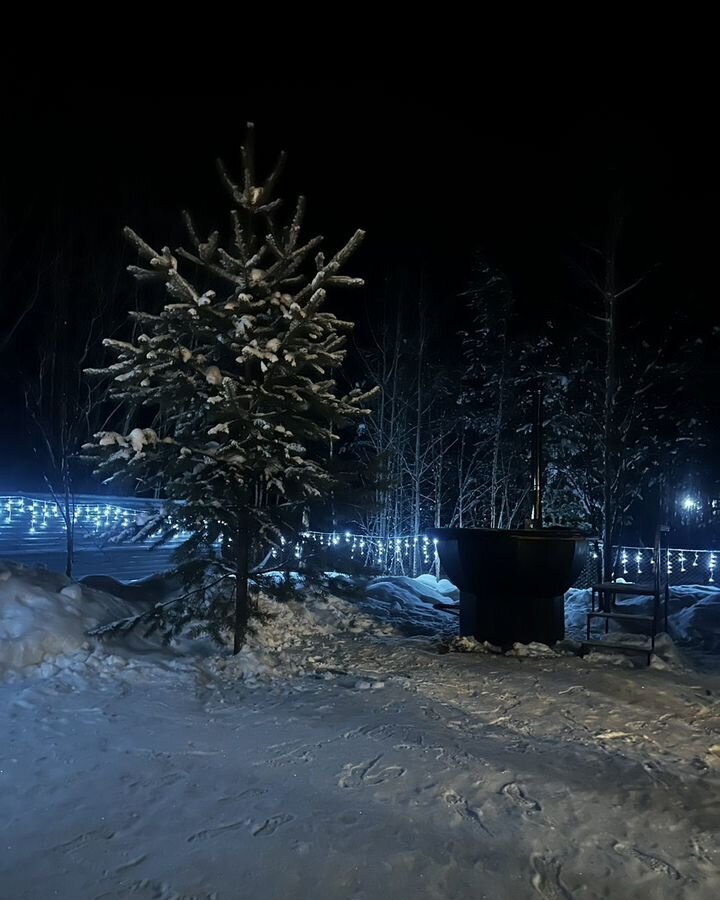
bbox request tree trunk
[413,291,425,576]
[233,507,250,655]
[388,303,402,545]
[490,314,507,528]
[434,434,443,528]
[602,272,617,582]
[328,419,336,536]
[64,478,74,579]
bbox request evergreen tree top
[84,123,377,547]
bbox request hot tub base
[459,590,564,648]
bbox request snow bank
[0,561,131,675]
[4,554,717,687]
[1,563,458,686]
[668,585,720,649]
[363,575,459,636]
[0,560,178,682]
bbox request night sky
[1,80,716,489]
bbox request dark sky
[1,79,716,488]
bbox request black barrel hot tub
[428,527,588,647]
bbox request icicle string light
[3,495,720,583]
[0,494,190,548]
[297,530,440,575]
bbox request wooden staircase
[582,527,670,665]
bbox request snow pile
[211,583,396,683]
[0,560,147,679]
[668,586,720,649]
[447,635,569,659]
[4,554,716,688]
[448,635,500,654]
[0,560,197,685]
[363,575,459,636]
[210,574,460,684]
[649,633,691,670]
[1,563,457,687]
[414,573,460,600]
[564,588,592,638]
[507,640,561,659]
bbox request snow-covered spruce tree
[84,124,375,652]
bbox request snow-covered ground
[2,560,720,898]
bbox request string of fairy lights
[2,494,719,582]
[617,547,717,581]
[3,495,136,531]
[291,530,441,572]
[0,495,189,547]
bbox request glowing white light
[683,497,699,512]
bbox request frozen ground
[2,563,720,899]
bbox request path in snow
[2,629,720,899]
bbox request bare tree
[561,210,700,576]
[24,242,117,576]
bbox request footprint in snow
[252,813,295,836]
[444,790,493,835]
[531,854,574,900]
[93,879,218,900]
[111,854,147,874]
[55,828,115,855]
[217,786,268,804]
[338,755,406,789]
[500,781,541,813]
[267,744,315,767]
[613,842,681,880]
[187,819,248,842]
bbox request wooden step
[587,611,656,624]
[593,582,662,597]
